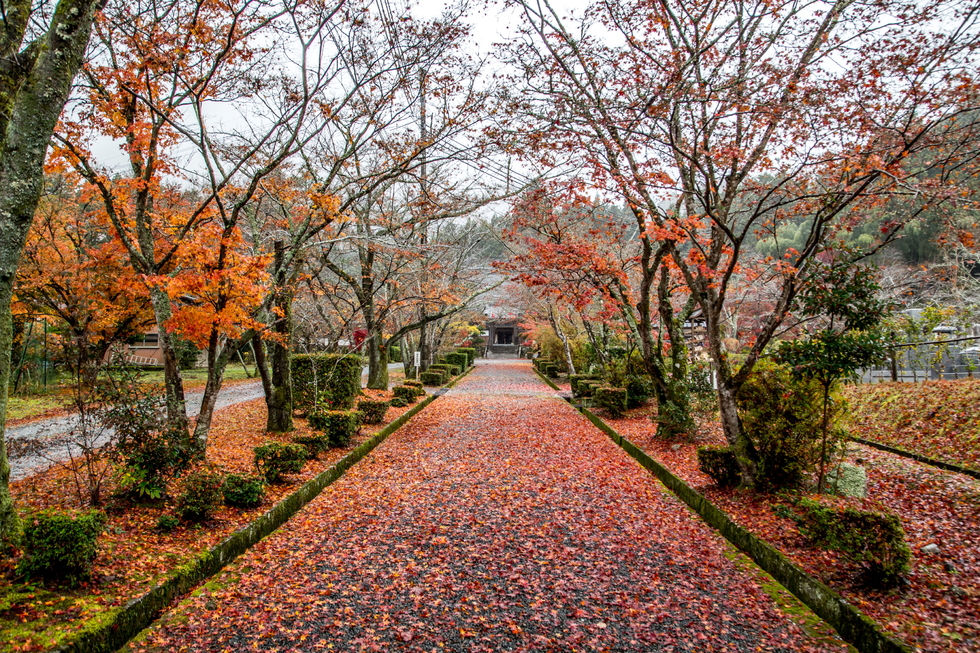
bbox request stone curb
[54,370,471,653]
[851,437,980,481]
[533,368,911,653]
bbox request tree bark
[148,286,189,435]
[0,0,106,547]
[366,336,389,389]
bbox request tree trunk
[419,321,431,372]
[253,336,272,398]
[366,336,389,390]
[402,336,417,380]
[148,286,189,435]
[547,306,576,375]
[0,0,106,547]
[191,334,238,450]
[266,293,295,432]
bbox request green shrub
[569,374,602,397]
[796,498,911,585]
[578,380,600,397]
[594,386,627,418]
[174,467,224,522]
[430,363,460,377]
[17,509,106,586]
[390,345,402,362]
[155,514,179,533]
[737,360,837,491]
[390,396,410,408]
[445,351,468,370]
[458,347,477,367]
[543,363,559,378]
[292,432,330,458]
[254,442,308,483]
[697,446,741,487]
[100,365,192,500]
[357,399,390,424]
[291,353,364,413]
[308,409,363,447]
[420,370,444,386]
[222,474,266,508]
[403,380,426,396]
[625,375,652,409]
[392,385,418,403]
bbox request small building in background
[483,305,525,358]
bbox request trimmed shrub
[291,353,364,413]
[458,347,477,366]
[292,432,330,458]
[17,509,106,586]
[222,474,266,508]
[625,375,652,409]
[541,363,557,378]
[390,396,410,408]
[390,345,402,362]
[578,380,600,397]
[697,446,741,488]
[569,374,601,397]
[357,399,390,424]
[445,351,468,371]
[430,363,460,378]
[308,409,363,447]
[420,370,445,386]
[403,379,426,396]
[254,442,308,483]
[392,385,418,403]
[174,467,224,522]
[737,360,836,492]
[594,386,627,418]
[796,498,911,585]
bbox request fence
[857,336,980,383]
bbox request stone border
[532,368,911,653]
[55,370,471,653]
[851,437,980,481]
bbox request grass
[5,393,72,422]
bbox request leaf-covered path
[130,361,845,652]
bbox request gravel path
[6,380,265,481]
[128,361,845,652]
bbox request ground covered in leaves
[608,385,980,653]
[0,387,416,652]
[127,361,845,653]
[842,379,980,471]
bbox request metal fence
[856,337,980,383]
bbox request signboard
[414,351,421,368]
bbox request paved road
[128,360,844,652]
[7,380,266,481]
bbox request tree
[15,173,153,378]
[0,0,106,547]
[55,0,353,450]
[503,0,980,485]
[776,263,889,492]
[501,183,696,436]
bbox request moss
[721,546,859,652]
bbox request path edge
[533,368,911,653]
[54,370,471,653]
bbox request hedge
[291,354,363,413]
[458,347,477,366]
